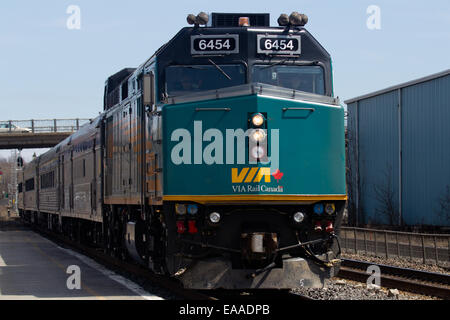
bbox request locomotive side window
[252,65,325,95]
[165,64,246,97]
[121,81,128,100]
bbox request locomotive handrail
[166,83,340,106]
[282,107,315,112]
[195,107,231,111]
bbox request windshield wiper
[262,57,294,69]
[207,58,232,80]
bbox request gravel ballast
[291,279,439,300]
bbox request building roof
[344,69,450,104]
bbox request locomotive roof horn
[187,12,209,26]
[277,12,308,27]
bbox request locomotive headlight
[251,113,265,127]
[251,146,265,159]
[187,204,198,215]
[250,129,266,142]
[175,204,187,215]
[293,211,305,223]
[209,212,221,224]
[325,203,335,215]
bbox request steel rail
[342,258,450,285]
[337,259,450,299]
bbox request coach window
[40,171,55,189]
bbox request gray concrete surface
[0,217,163,300]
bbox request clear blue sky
[1,0,449,159]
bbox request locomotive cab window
[252,65,325,95]
[165,64,246,97]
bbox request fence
[340,227,450,265]
[0,119,91,134]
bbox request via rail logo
[231,168,284,193]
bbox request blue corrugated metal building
[345,70,450,227]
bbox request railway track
[338,258,450,299]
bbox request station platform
[0,210,164,300]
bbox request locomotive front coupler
[246,235,339,278]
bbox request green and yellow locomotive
[19,12,346,289]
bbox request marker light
[250,129,266,143]
[175,204,187,215]
[325,221,334,233]
[188,220,198,234]
[313,203,324,215]
[293,212,305,223]
[325,203,335,215]
[176,221,186,234]
[251,113,264,127]
[209,212,221,224]
[187,204,198,215]
[314,221,322,232]
[239,17,250,27]
[251,146,265,159]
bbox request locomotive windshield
[166,64,246,96]
[252,65,325,95]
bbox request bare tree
[437,185,450,223]
[373,165,400,225]
[345,129,366,226]
[0,158,12,200]
[345,129,357,225]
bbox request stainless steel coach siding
[346,70,450,227]
[18,118,103,222]
[38,149,59,213]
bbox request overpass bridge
[0,119,91,149]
